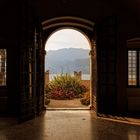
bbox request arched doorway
[44,28,95,109]
[18,15,118,121]
[42,17,96,108]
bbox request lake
[49,74,90,80]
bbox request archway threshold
[45,98,91,110]
[46,108,91,110]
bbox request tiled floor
[0,110,140,140]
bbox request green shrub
[46,74,87,100]
[80,92,90,106]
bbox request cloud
[45,29,90,51]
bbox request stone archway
[41,16,96,110]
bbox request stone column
[89,39,96,109]
[45,70,49,88]
[74,71,82,80]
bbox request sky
[45,29,91,51]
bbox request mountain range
[45,48,90,74]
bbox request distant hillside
[45,48,90,74]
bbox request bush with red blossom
[46,74,87,100]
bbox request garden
[45,74,90,106]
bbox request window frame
[0,49,7,87]
[127,49,140,87]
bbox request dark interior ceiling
[0,0,139,40]
[35,0,140,22]
[0,0,139,23]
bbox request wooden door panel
[18,0,36,122]
[96,16,117,115]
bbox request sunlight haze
[45,29,90,51]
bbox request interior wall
[126,38,140,112]
[0,1,19,116]
[0,45,19,116]
[117,10,140,113]
[35,0,120,22]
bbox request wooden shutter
[96,16,117,115]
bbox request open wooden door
[96,16,117,115]
[35,21,45,115]
[19,27,45,122]
[18,0,45,122]
[19,46,36,122]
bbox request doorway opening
[44,28,94,109]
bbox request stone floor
[0,110,140,140]
[47,99,90,109]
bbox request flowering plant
[46,74,87,100]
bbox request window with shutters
[0,49,7,86]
